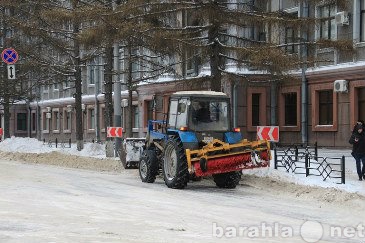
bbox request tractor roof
[171,91,228,98]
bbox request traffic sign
[257,126,279,142]
[7,64,15,79]
[0,128,3,136]
[1,48,19,64]
[107,127,123,138]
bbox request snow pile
[65,142,106,158]
[0,137,108,159]
[0,137,56,154]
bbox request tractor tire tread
[163,137,189,189]
[139,149,158,183]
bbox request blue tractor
[138,91,270,189]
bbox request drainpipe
[270,83,277,126]
[300,0,308,145]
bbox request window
[284,93,297,126]
[31,113,36,132]
[133,106,139,128]
[168,99,191,129]
[285,27,298,54]
[43,112,49,131]
[350,81,365,126]
[17,113,27,131]
[182,9,201,76]
[53,111,60,131]
[247,87,266,131]
[65,78,71,88]
[361,0,365,42]
[89,109,95,129]
[318,90,333,125]
[146,100,154,125]
[88,60,96,85]
[311,84,337,131]
[189,100,229,131]
[168,100,178,128]
[132,48,139,80]
[252,94,260,126]
[64,111,71,131]
[319,5,336,40]
[279,87,300,131]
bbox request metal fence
[43,138,72,148]
[273,143,345,184]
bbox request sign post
[257,126,279,142]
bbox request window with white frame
[285,12,298,54]
[64,110,71,131]
[53,111,60,131]
[43,112,49,131]
[88,59,96,85]
[319,5,336,40]
[133,106,139,129]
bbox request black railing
[274,143,345,184]
[43,138,72,148]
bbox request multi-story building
[2,0,365,147]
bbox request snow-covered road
[0,159,364,243]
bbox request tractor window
[168,99,188,129]
[168,100,178,127]
[190,100,229,131]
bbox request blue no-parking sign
[1,48,19,64]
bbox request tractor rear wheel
[162,137,189,189]
[213,171,241,188]
[139,149,158,183]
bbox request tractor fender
[167,130,199,150]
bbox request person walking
[349,123,365,181]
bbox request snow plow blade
[186,139,270,177]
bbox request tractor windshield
[189,100,229,131]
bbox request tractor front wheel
[213,171,241,189]
[139,149,158,183]
[162,137,189,189]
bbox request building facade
[2,0,365,148]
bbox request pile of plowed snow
[0,137,121,172]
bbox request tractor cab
[167,91,232,146]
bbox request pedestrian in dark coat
[349,123,365,181]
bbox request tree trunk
[105,43,115,157]
[73,3,83,151]
[104,45,114,133]
[125,42,133,138]
[3,99,10,139]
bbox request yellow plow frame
[185,139,271,175]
